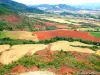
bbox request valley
[0,0,100,75]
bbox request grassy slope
[0,32,7,38]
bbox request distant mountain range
[0,0,44,15]
[30,3,100,11]
[0,0,100,15]
[30,4,77,11]
[73,3,100,10]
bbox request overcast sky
[13,0,100,5]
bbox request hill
[0,0,44,15]
[73,3,100,10]
[31,4,77,11]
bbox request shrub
[0,37,100,46]
[0,19,12,31]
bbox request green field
[90,32,100,37]
[0,32,7,39]
[0,31,16,39]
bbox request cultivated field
[0,41,100,75]
[33,30,100,42]
[31,14,100,32]
[0,1,100,75]
[0,31,38,41]
[0,40,99,65]
[0,12,100,75]
[90,32,100,37]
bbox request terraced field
[0,40,100,75]
[0,30,100,75]
[0,15,100,75]
[1,30,100,42]
[0,0,100,75]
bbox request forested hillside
[0,0,44,15]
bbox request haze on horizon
[13,0,100,5]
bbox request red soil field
[5,65,38,75]
[5,15,20,22]
[57,67,76,75]
[34,25,42,30]
[38,20,69,29]
[33,30,100,42]
[28,66,38,72]
[38,20,56,26]
[69,51,90,64]
[10,65,27,74]
[36,49,56,62]
[45,22,56,26]
[55,25,69,29]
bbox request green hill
[0,0,44,15]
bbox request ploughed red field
[33,30,100,42]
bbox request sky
[13,0,100,5]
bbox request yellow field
[0,44,48,65]
[0,45,10,53]
[42,18,82,24]
[0,31,38,41]
[42,17,100,27]
[51,41,95,53]
[76,28,96,31]
[0,41,99,65]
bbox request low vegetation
[0,50,100,75]
[46,26,56,30]
[0,37,100,46]
[70,45,100,51]
[60,12,97,19]
[0,19,13,31]
[0,17,41,31]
